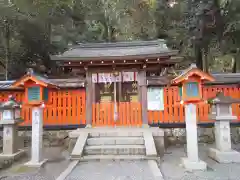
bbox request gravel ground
[66,160,156,180]
[160,143,240,180]
[0,147,70,180]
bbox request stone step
[87,137,144,146]
[84,145,146,155]
[73,155,158,161]
[89,131,143,137]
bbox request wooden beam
[85,71,92,125]
[138,70,148,125]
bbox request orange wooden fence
[20,89,86,126]
[0,85,240,127]
[148,86,240,124]
[0,89,86,127]
[92,102,142,126]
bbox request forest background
[0,0,240,79]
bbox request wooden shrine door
[91,72,142,126]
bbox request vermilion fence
[0,85,239,127]
[92,102,142,126]
[148,86,240,124]
[0,89,86,127]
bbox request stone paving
[66,160,156,180]
[1,144,240,180]
[0,147,70,180]
[160,144,240,180]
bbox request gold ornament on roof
[104,83,111,93]
[132,82,137,89]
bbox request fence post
[138,70,148,126]
[86,71,92,127]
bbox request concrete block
[208,148,240,163]
[0,149,25,161]
[154,136,165,157]
[127,132,143,137]
[89,132,100,137]
[80,155,149,161]
[144,131,157,157]
[56,160,79,180]
[181,157,207,171]
[87,138,115,145]
[115,137,144,145]
[87,137,144,146]
[152,128,164,137]
[68,139,77,152]
[84,145,146,155]
[25,159,47,168]
[148,160,164,180]
[71,132,88,158]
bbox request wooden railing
[0,85,240,127]
[92,102,142,126]
[148,86,240,124]
[7,89,86,127]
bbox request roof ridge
[70,39,166,49]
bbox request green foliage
[0,0,240,79]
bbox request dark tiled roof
[147,76,172,86]
[49,78,85,88]
[0,78,85,90]
[205,73,240,85]
[0,80,21,90]
[147,73,240,86]
[0,73,239,90]
[50,39,178,61]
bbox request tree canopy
[0,0,240,79]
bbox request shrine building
[0,39,239,128]
[50,39,179,126]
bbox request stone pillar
[181,103,207,170]
[3,124,17,155]
[25,106,47,167]
[208,118,240,163]
[0,96,25,160]
[0,123,25,159]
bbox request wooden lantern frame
[171,64,215,103]
[11,73,58,106]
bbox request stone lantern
[0,96,25,159]
[208,92,240,163]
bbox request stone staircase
[70,128,162,161]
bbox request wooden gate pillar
[86,71,93,126]
[138,70,148,125]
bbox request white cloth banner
[122,72,134,82]
[98,73,113,83]
[147,87,164,111]
[93,72,136,83]
[92,74,98,83]
[115,72,122,82]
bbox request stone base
[142,124,150,128]
[24,159,48,168]
[181,157,207,171]
[86,124,92,128]
[0,149,25,160]
[208,148,240,163]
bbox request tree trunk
[4,19,10,80]
[195,45,203,70]
[232,51,240,73]
[232,56,236,73]
[202,49,209,73]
